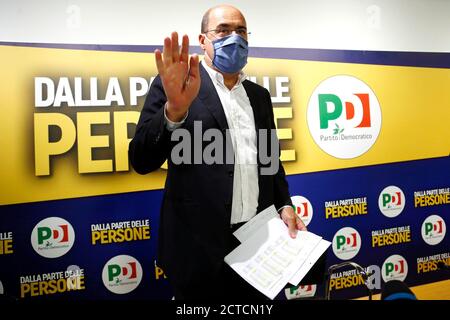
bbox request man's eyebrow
[214,23,247,30]
[214,23,231,29]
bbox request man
[129,4,306,300]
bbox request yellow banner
[0,45,449,205]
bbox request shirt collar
[201,60,247,89]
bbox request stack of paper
[224,205,331,300]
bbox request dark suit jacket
[129,64,293,291]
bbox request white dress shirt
[201,60,259,224]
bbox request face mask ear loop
[202,34,214,62]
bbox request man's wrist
[164,102,188,131]
[165,102,188,122]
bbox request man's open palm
[155,32,200,121]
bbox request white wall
[0,0,449,52]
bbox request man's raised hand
[154,32,200,122]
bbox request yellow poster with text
[0,45,449,205]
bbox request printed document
[225,205,330,299]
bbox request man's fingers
[287,216,307,238]
[188,54,200,79]
[163,37,172,67]
[287,217,298,239]
[180,34,189,63]
[171,32,180,62]
[154,49,164,75]
[296,217,307,231]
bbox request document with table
[225,205,331,300]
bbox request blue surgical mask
[204,34,248,74]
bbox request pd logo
[285,284,317,300]
[291,195,313,226]
[421,215,446,245]
[332,227,361,260]
[102,255,143,294]
[307,75,382,159]
[378,186,405,218]
[382,254,408,282]
[31,217,75,258]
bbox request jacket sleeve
[265,89,293,210]
[128,75,171,174]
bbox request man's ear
[198,34,206,50]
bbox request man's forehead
[208,6,246,27]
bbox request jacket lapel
[198,64,229,131]
[198,65,263,132]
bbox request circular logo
[421,215,446,245]
[291,195,313,226]
[332,227,361,260]
[102,255,143,294]
[382,254,408,282]
[378,186,405,218]
[31,217,75,258]
[285,284,317,300]
[307,75,382,159]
